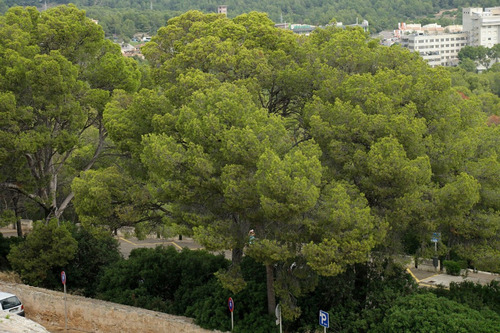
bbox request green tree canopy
[0,5,140,223]
[372,293,500,333]
[7,219,77,287]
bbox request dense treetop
[0,4,499,323]
[0,5,140,225]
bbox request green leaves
[256,144,322,219]
[372,293,500,333]
[8,219,77,287]
[362,136,432,204]
[303,182,381,276]
[0,5,142,222]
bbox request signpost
[275,304,282,333]
[61,271,67,330]
[228,297,234,331]
[431,232,441,270]
[319,310,329,332]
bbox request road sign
[61,271,68,330]
[228,297,234,331]
[431,232,441,243]
[319,310,329,328]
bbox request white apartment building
[463,7,500,47]
[401,32,468,67]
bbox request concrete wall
[0,281,223,333]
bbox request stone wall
[0,281,222,333]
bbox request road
[116,234,232,259]
[2,226,496,286]
[407,266,500,288]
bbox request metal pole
[435,241,438,271]
[231,311,233,331]
[279,312,282,333]
[64,283,67,331]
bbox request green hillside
[1,0,499,34]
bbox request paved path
[117,236,195,257]
[116,235,231,259]
[3,226,497,286]
[407,267,500,288]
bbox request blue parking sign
[319,310,329,328]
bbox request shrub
[0,234,23,271]
[371,293,500,333]
[96,246,229,313]
[65,225,122,297]
[291,258,418,332]
[433,280,500,316]
[443,260,463,276]
[7,220,77,288]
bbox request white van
[0,292,24,316]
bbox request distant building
[218,5,227,16]
[290,24,317,35]
[401,32,468,67]
[393,22,462,39]
[346,19,369,32]
[275,23,290,30]
[386,6,500,67]
[463,7,500,47]
[121,43,145,59]
[275,19,370,36]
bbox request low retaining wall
[0,281,222,333]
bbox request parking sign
[319,310,329,328]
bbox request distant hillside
[1,0,499,34]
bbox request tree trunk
[232,247,243,265]
[266,264,276,315]
[12,196,23,237]
[15,220,23,238]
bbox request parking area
[407,266,500,288]
[117,235,202,257]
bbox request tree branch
[25,153,41,180]
[0,182,49,212]
[55,192,75,220]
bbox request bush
[65,225,122,297]
[291,258,418,332]
[188,256,276,333]
[96,246,229,313]
[97,247,275,332]
[433,281,500,316]
[443,260,463,276]
[0,233,23,270]
[371,293,500,333]
[7,220,77,288]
